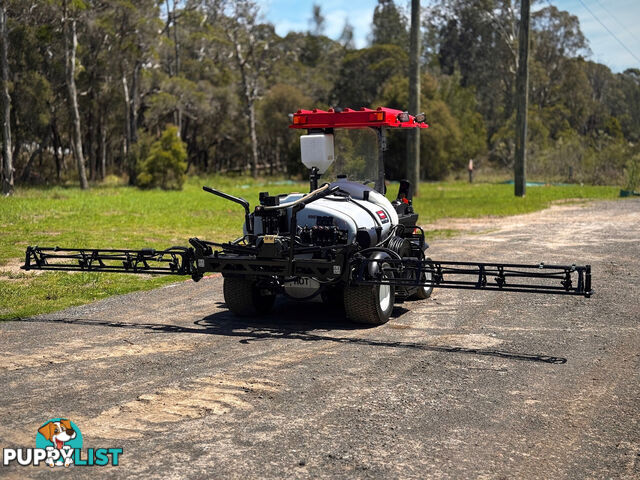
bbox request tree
[530,5,588,110]
[332,44,408,108]
[0,0,13,195]
[0,0,636,188]
[97,0,161,182]
[258,83,312,174]
[617,69,640,141]
[371,0,408,49]
[439,72,487,163]
[429,0,521,135]
[223,0,281,177]
[377,73,463,180]
[137,124,187,189]
[309,4,325,36]
[339,20,355,50]
[62,0,89,189]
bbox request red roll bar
[289,107,429,130]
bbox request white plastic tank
[300,134,335,173]
[251,180,397,248]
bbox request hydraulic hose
[261,184,333,211]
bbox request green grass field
[0,176,619,320]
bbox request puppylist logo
[3,418,122,468]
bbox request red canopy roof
[289,107,429,130]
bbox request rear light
[368,112,385,121]
[396,112,410,123]
[293,115,307,125]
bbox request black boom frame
[22,244,592,298]
[23,246,195,276]
[352,257,592,297]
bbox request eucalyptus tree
[0,0,13,194]
[530,6,588,114]
[222,0,282,177]
[371,0,409,49]
[59,0,89,189]
[331,44,408,108]
[93,0,160,182]
[338,20,355,50]
[428,0,521,135]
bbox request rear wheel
[344,267,395,325]
[411,257,434,300]
[223,277,276,316]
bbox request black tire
[410,256,434,300]
[223,277,275,317]
[344,268,395,326]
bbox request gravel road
[1,198,639,479]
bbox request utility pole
[514,0,530,197]
[407,0,420,196]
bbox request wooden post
[514,0,530,197]
[407,0,420,196]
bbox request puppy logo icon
[35,418,83,467]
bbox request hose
[261,184,330,211]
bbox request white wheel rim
[422,270,433,294]
[379,284,391,311]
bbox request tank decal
[375,210,390,224]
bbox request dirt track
[1,199,639,479]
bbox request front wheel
[344,268,395,326]
[223,277,276,317]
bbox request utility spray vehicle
[22,107,592,325]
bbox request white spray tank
[297,133,398,247]
[300,134,334,174]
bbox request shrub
[136,125,187,190]
[624,153,640,191]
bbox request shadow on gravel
[18,297,567,365]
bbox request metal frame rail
[22,246,194,276]
[353,258,592,297]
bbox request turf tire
[410,256,434,300]
[223,277,276,316]
[343,269,395,326]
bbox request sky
[258,0,640,73]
